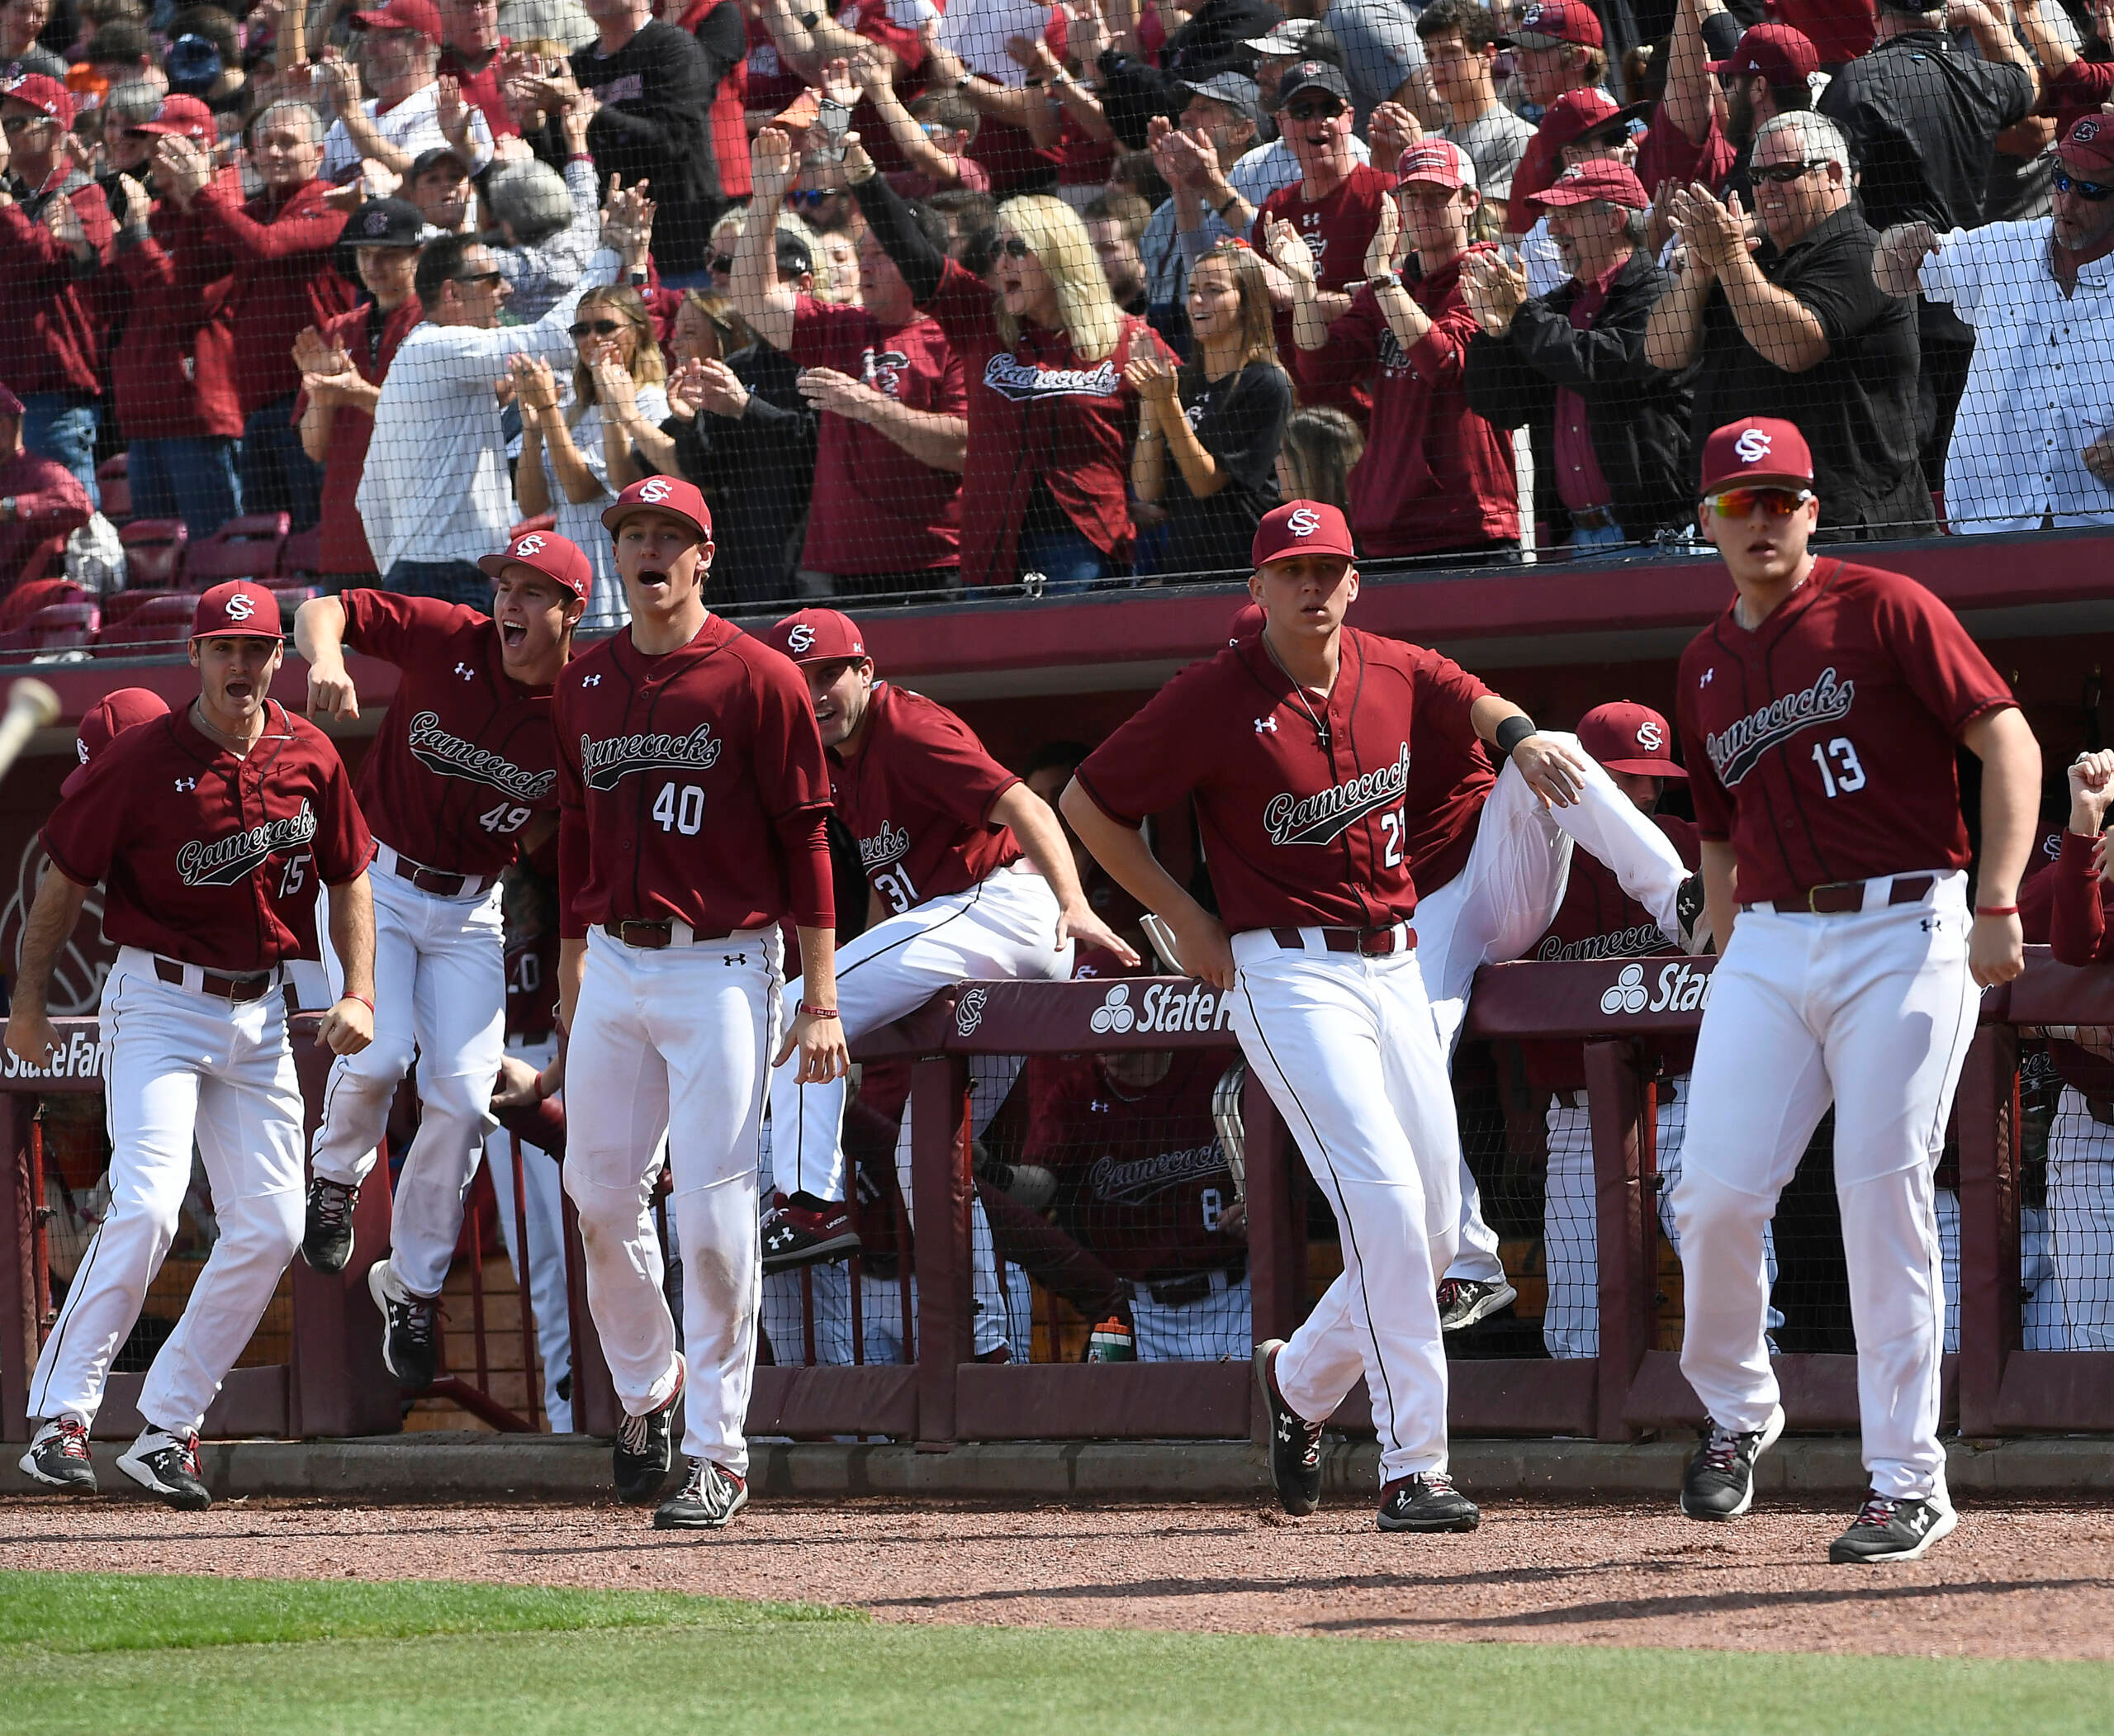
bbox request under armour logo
[1699,669,1714,687]
[581,674,601,686]
[787,624,815,652]
[223,593,257,622]
[174,777,197,792]
[723,954,743,965]
[1732,428,1773,464]
[1637,720,1664,752]
[1255,716,1278,733]
[1091,1099,1111,1114]
[637,478,673,504]
[1286,506,1321,538]
[513,533,547,557]
[455,662,474,681]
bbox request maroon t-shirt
[1633,100,1739,200]
[788,296,965,576]
[42,701,373,970]
[1253,163,1394,424]
[505,927,562,1039]
[832,683,1023,911]
[1075,627,1493,932]
[339,591,559,875]
[296,297,422,578]
[1676,560,2014,906]
[554,615,835,939]
[440,40,523,139]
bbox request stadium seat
[281,525,324,578]
[0,578,88,634]
[0,600,102,654]
[185,512,290,587]
[96,454,130,524]
[95,592,200,653]
[120,519,188,590]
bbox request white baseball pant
[482,1032,572,1431]
[1672,871,1979,1503]
[30,948,305,1435]
[310,857,508,1299]
[564,927,780,1477]
[1413,742,1690,1287]
[1131,1269,1252,1360]
[2043,1088,2114,1349]
[760,1255,1032,1365]
[1230,927,1462,1484]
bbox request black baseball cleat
[302,1177,358,1274]
[368,1261,440,1391]
[1438,1277,1517,1333]
[1680,1404,1785,1520]
[1828,1490,1958,1564]
[653,1458,749,1530]
[116,1426,211,1511]
[19,1416,97,1492]
[614,1357,685,1505]
[1254,1338,1323,1515]
[1377,1472,1481,1533]
[760,1193,860,1273]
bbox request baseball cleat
[302,1177,359,1274]
[1438,1277,1517,1333]
[1680,1403,1785,1520]
[368,1261,440,1391]
[1377,1472,1481,1533]
[20,1416,97,1492]
[116,1426,210,1511]
[760,1193,861,1273]
[614,1356,685,1505]
[653,1458,748,1530]
[1254,1338,1323,1515]
[1827,1491,1957,1564]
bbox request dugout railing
[5,952,2113,1448]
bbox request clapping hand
[1368,100,1421,170]
[751,125,799,199]
[1363,192,1402,280]
[673,355,751,418]
[509,353,562,420]
[1123,346,1181,406]
[590,342,637,419]
[435,73,470,142]
[1265,213,1318,288]
[600,173,654,268]
[1667,182,1747,273]
[1064,0,1109,66]
[1460,249,1528,335]
[797,365,883,420]
[292,325,350,381]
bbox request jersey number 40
[652,782,706,836]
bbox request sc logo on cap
[1733,428,1773,464]
[1287,506,1322,537]
[786,624,816,652]
[1520,2,1545,26]
[1637,719,1664,752]
[637,478,673,505]
[513,533,546,557]
[2079,120,2102,142]
[224,593,257,622]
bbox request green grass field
[2,1570,2108,1736]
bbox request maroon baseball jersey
[505,927,561,1039]
[339,591,561,877]
[554,616,835,939]
[1023,1048,1244,1283]
[41,701,374,970]
[1252,164,1394,423]
[832,682,1022,913]
[1075,627,1494,932]
[1676,561,2014,907]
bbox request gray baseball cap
[1181,72,1264,130]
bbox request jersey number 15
[1810,738,1866,799]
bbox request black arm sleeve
[851,169,946,306]
[693,0,747,95]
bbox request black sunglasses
[1752,158,1829,184]
[709,253,735,273]
[2055,166,2114,202]
[569,318,623,338]
[998,235,1032,259]
[1284,97,1342,122]
[453,268,504,287]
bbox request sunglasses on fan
[569,318,624,339]
[2055,167,2114,202]
[1705,486,1815,519]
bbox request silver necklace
[1262,633,1334,752]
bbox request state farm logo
[1732,428,1772,465]
[1636,719,1664,752]
[224,593,257,622]
[1088,981,1235,1037]
[955,985,988,1036]
[0,1027,102,1082]
[1089,983,1135,1034]
[787,624,815,652]
[1287,506,1321,537]
[1599,960,1713,1017]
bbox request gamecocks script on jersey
[1089,1141,1229,1205]
[406,713,555,801]
[859,821,911,870]
[1704,668,1855,787]
[177,800,320,888]
[580,723,723,791]
[1264,743,1411,847]
[981,356,1121,401]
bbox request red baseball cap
[477,527,592,600]
[763,609,868,665]
[351,0,442,39]
[603,475,713,543]
[2058,114,2114,178]
[2,72,76,128]
[1577,701,1685,780]
[130,94,216,145]
[1397,138,1478,192]
[1697,417,1815,494]
[64,687,169,797]
[1538,88,1650,155]
[192,580,284,640]
[1252,500,1356,568]
[1228,600,1265,643]
[1533,159,1649,211]
[1496,1,1603,50]
[1708,22,1819,89]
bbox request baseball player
[1671,418,2040,1564]
[756,608,1138,1297]
[523,475,846,1531]
[1061,500,1590,1533]
[12,581,376,1510]
[294,529,588,1393]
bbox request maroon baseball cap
[1533,159,1650,211]
[1397,139,1478,192]
[130,94,216,145]
[1538,88,1650,155]
[192,580,284,640]
[1228,600,1265,643]
[763,609,868,665]
[477,527,592,600]
[351,0,443,40]
[1,72,76,128]
[2058,114,2114,178]
[1698,417,1814,494]
[603,475,713,543]
[1496,1,1603,50]
[1708,22,1819,89]
[64,687,170,797]
[1252,500,1356,568]
[1578,701,1685,780]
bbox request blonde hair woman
[510,284,674,628]
[1126,240,1290,578]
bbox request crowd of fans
[3,0,2114,611]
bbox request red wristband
[1974,906,2019,918]
[798,1003,840,1019]
[344,992,374,1013]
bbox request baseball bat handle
[0,679,61,787]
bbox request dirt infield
[5,1495,2112,1658]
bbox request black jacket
[1094,0,1283,150]
[1462,249,1694,544]
[664,343,815,607]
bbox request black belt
[1742,873,1934,916]
[1571,505,1619,530]
[1130,1254,1248,1308]
[601,918,741,951]
[154,958,276,1002]
[1269,924,1415,956]
[389,851,498,899]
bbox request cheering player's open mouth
[633,567,671,598]
[498,619,528,648]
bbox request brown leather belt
[390,852,498,899]
[1742,873,1935,916]
[154,958,276,1002]
[1571,505,1619,530]
[1268,924,1416,956]
[604,918,675,950]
